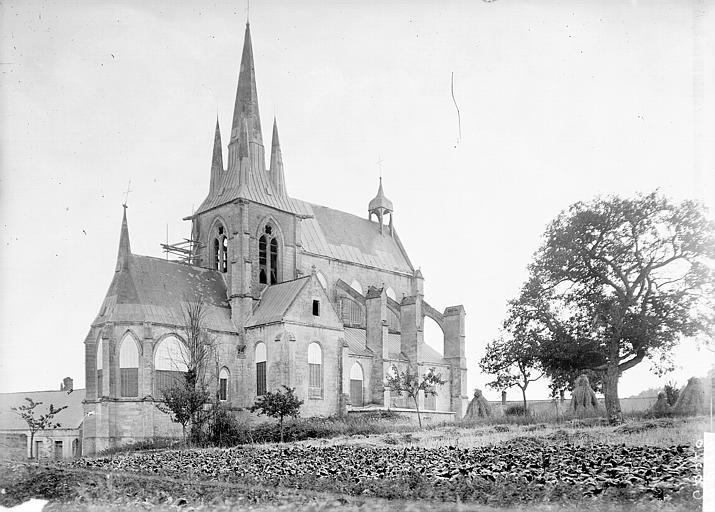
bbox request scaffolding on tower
[161,238,203,265]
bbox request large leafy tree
[479,331,543,415]
[11,398,68,459]
[513,192,714,423]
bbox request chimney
[61,377,74,392]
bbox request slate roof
[195,161,311,217]
[343,328,374,357]
[0,389,85,431]
[94,255,235,332]
[298,202,413,274]
[244,277,310,327]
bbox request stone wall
[0,433,27,460]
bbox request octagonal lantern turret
[368,177,393,236]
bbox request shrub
[249,386,304,443]
[97,437,178,456]
[505,404,530,416]
[209,407,247,447]
[664,381,680,407]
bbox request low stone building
[0,379,84,460]
[82,23,468,454]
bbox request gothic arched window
[119,334,139,397]
[154,336,188,396]
[255,342,267,396]
[212,224,228,273]
[308,342,322,398]
[219,367,230,401]
[258,225,279,285]
[270,238,278,284]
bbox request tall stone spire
[209,117,223,194]
[269,117,287,196]
[229,23,263,170]
[236,118,251,192]
[115,206,132,272]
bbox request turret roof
[368,177,393,213]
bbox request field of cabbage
[0,418,706,511]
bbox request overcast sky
[1,0,714,400]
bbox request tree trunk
[603,361,622,424]
[29,431,35,459]
[279,417,284,443]
[520,386,528,416]
[414,396,422,428]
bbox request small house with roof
[0,378,84,460]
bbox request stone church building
[82,24,467,454]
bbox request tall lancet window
[221,236,228,273]
[255,342,267,396]
[119,334,139,398]
[270,238,278,284]
[258,225,279,285]
[212,224,228,273]
[96,340,104,398]
[308,342,323,398]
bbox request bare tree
[11,398,67,459]
[385,366,445,428]
[156,296,218,444]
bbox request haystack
[650,391,670,416]
[571,374,599,413]
[464,389,492,419]
[672,377,710,416]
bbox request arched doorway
[349,362,364,406]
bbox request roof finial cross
[122,180,132,210]
[376,155,384,179]
[246,0,250,24]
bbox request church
[82,23,467,454]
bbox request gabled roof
[244,277,310,327]
[95,255,235,332]
[0,389,85,431]
[298,201,413,274]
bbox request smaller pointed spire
[209,117,224,194]
[116,205,132,272]
[270,117,287,196]
[368,178,394,236]
[368,177,393,213]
